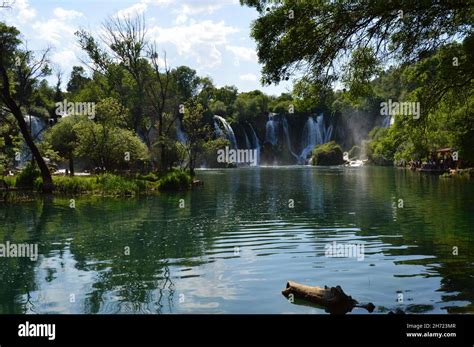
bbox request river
[0,166,473,314]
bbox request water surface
[0,167,473,314]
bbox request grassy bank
[1,169,193,197]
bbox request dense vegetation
[242,0,474,166]
[311,142,344,166]
[1,1,473,196]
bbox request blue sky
[0,0,293,95]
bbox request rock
[311,141,345,166]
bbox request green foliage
[53,176,95,194]
[2,175,16,187]
[232,90,269,122]
[364,36,474,166]
[15,162,41,188]
[201,137,230,168]
[43,114,83,165]
[241,0,472,87]
[181,100,212,175]
[364,127,397,165]
[158,169,192,192]
[67,66,91,94]
[73,98,149,171]
[172,66,200,100]
[35,173,164,196]
[311,141,344,166]
[95,174,139,196]
[135,172,159,182]
[342,47,381,99]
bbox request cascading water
[213,115,237,149]
[248,123,261,165]
[281,116,299,161]
[382,115,394,128]
[299,114,333,163]
[26,115,46,141]
[300,116,322,162]
[265,113,278,146]
[19,115,47,165]
[243,128,251,149]
[175,117,187,143]
[265,113,298,161]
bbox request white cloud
[31,8,84,45]
[240,73,258,82]
[32,18,77,45]
[3,0,36,23]
[53,8,83,20]
[172,0,238,24]
[115,2,148,19]
[226,45,257,65]
[51,48,78,69]
[149,20,239,68]
[114,0,172,19]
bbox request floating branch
[282,281,375,314]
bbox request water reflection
[0,167,473,313]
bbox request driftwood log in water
[282,281,375,314]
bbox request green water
[0,166,473,314]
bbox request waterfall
[281,116,299,160]
[25,115,46,141]
[382,115,394,128]
[264,113,298,161]
[265,113,278,145]
[213,115,237,149]
[300,116,321,162]
[248,123,261,165]
[175,117,187,143]
[299,114,333,163]
[19,115,47,165]
[243,128,251,149]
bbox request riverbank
[440,168,474,179]
[0,169,193,198]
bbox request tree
[241,0,473,94]
[76,17,177,171]
[181,101,212,177]
[0,112,21,174]
[43,115,83,176]
[172,66,200,101]
[73,98,148,171]
[232,90,269,121]
[0,22,54,192]
[67,66,90,94]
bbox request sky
[0,0,293,95]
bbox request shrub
[16,162,41,188]
[311,141,345,166]
[95,174,139,196]
[2,176,16,188]
[52,176,96,194]
[135,172,159,182]
[158,169,192,192]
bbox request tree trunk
[17,112,54,192]
[0,68,54,193]
[282,281,374,314]
[69,157,75,177]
